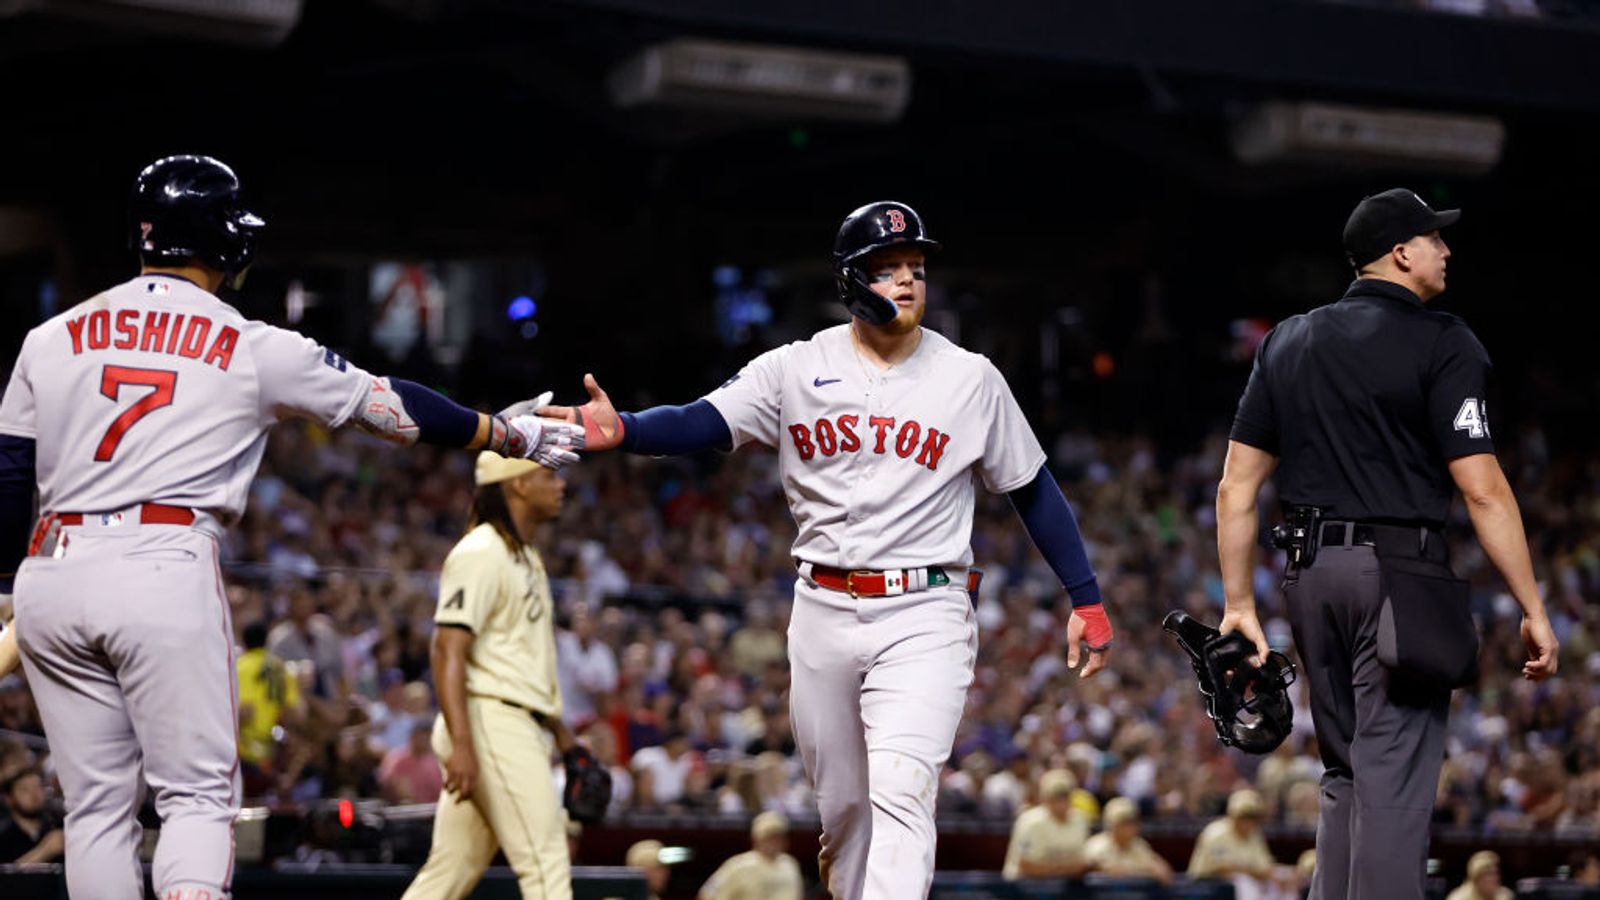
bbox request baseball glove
[1163,610,1296,754]
[562,746,612,824]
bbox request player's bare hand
[443,747,479,800]
[1520,613,1559,681]
[537,374,624,452]
[1066,604,1114,679]
[1218,605,1271,668]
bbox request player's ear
[1392,241,1412,272]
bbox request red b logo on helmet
[885,209,906,233]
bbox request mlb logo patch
[324,349,347,372]
[147,282,171,295]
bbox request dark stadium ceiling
[2,0,1599,264]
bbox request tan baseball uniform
[1083,831,1166,874]
[1001,805,1091,880]
[698,849,804,900]
[402,523,568,900]
[1187,819,1276,877]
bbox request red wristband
[1075,603,1114,651]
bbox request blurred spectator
[1283,780,1321,829]
[268,589,344,698]
[743,701,796,757]
[1447,850,1512,900]
[632,729,700,810]
[627,838,677,900]
[0,768,63,864]
[697,811,803,900]
[1003,768,1090,880]
[366,669,414,752]
[1570,849,1600,886]
[0,738,31,785]
[377,721,442,805]
[556,601,619,725]
[1187,790,1294,900]
[236,619,305,784]
[727,600,785,678]
[0,676,41,737]
[1083,796,1172,884]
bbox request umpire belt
[799,561,982,598]
[1318,520,1447,563]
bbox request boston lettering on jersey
[787,414,952,471]
[64,308,240,372]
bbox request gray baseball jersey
[703,324,1045,570]
[0,274,372,521]
[0,272,374,900]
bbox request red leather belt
[809,564,982,599]
[53,503,196,527]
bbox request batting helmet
[832,201,941,326]
[131,155,265,286]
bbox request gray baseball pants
[14,514,238,900]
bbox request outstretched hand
[537,374,625,452]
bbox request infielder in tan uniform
[403,453,574,900]
[698,811,803,900]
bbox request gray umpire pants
[1284,540,1451,900]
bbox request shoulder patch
[443,588,465,610]
[324,348,348,372]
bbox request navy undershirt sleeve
[1006,464,1103,608]
[390,379,481,448]
[618,400,733,456]
[0,435,36,593]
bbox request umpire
[1215,188,1559,900]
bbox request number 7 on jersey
[95,365,178,462]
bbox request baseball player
[697,811,803,900]
[540,201,1113,899]
[0,154,583,900]
[402,453,574,900]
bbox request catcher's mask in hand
[1163,611,1296,754]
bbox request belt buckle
[845,570,873,599]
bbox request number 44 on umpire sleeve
[1453,397,1490,440]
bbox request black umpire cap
[1343,188,1460,267]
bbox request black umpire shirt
[1230,278,1496,528]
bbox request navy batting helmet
[832,201,941,325]
[131,155,265,286]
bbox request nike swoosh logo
[813,377,842,387]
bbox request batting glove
[511,415,584,468]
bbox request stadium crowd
[2,410,1598,864]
